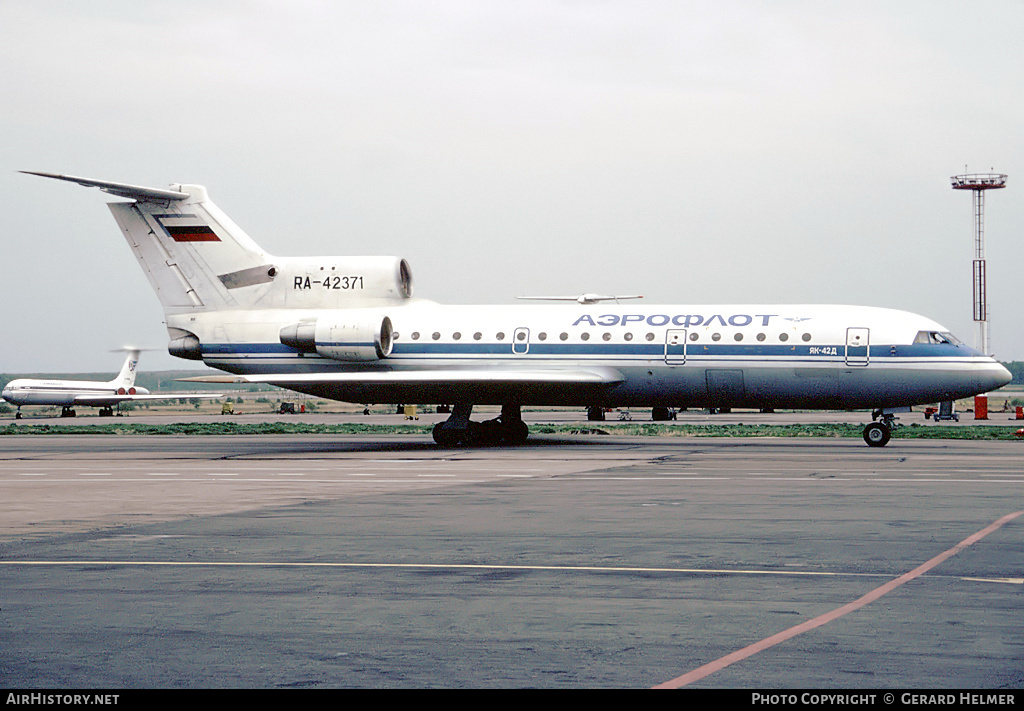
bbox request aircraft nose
[994,362,1013,389]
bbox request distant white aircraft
[2,348,216,418]
[23,171,1012,446]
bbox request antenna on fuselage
[516,294,644,305]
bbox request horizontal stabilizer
[20,171,190,202]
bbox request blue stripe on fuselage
[198,341,980,360]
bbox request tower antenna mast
[951,171,1006,356]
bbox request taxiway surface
[1,432,1021,688]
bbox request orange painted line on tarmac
[653,510,1023,689]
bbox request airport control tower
[951,172,1006,356]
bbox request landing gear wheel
[432,422,463,447]
[431,404,529,447]
[503,419,530,445]
[863,422,891,447]
[471,419,504,445]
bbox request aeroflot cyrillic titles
[572,313,780,328]
[22,171,1011,446]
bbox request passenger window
[432,332,441,340]
[689,333,699,341]
[412,332,420,340]
[473,332,482,341]
[496,332,505,341]
[538,332,547,341]
[802,333,811,342]
[712,333,721,341]
[645,333,655,341]
[559,332,568,341]
[581,333,590,341]
[624,333,633,341]
[756,333,766,342]
[453,332,461,340]
[734,333,743,342]
[779,333,788,342]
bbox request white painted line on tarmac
[0,559,892,578]
[961,576,1024,585]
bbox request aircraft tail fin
[22,172,275,313]
[109,349,141,390]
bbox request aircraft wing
[71,393,222,405]
[180,367,624,387]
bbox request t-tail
[108,348,141,391]
[22,172,414,361]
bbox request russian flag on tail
[156,214,221,242]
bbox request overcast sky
[2,1,1023,373]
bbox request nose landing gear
[863,410,898,447]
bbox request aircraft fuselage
[174,302,1009,410]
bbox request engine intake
[168,331,203,360]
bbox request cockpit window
[914,331,962,346]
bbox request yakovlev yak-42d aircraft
[24,171,1011,446]
[2,348,217,418]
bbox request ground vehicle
[925,401,959,422]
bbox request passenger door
[845,327,870,366]
[512,327,530,355]
[665,329,687,365]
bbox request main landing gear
[431,404,530,447]
[863,410,898,447]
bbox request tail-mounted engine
[280,312,394,361]
[282,256,414,306]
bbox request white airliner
[2,348,216,418]
[23,171,1012,446]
